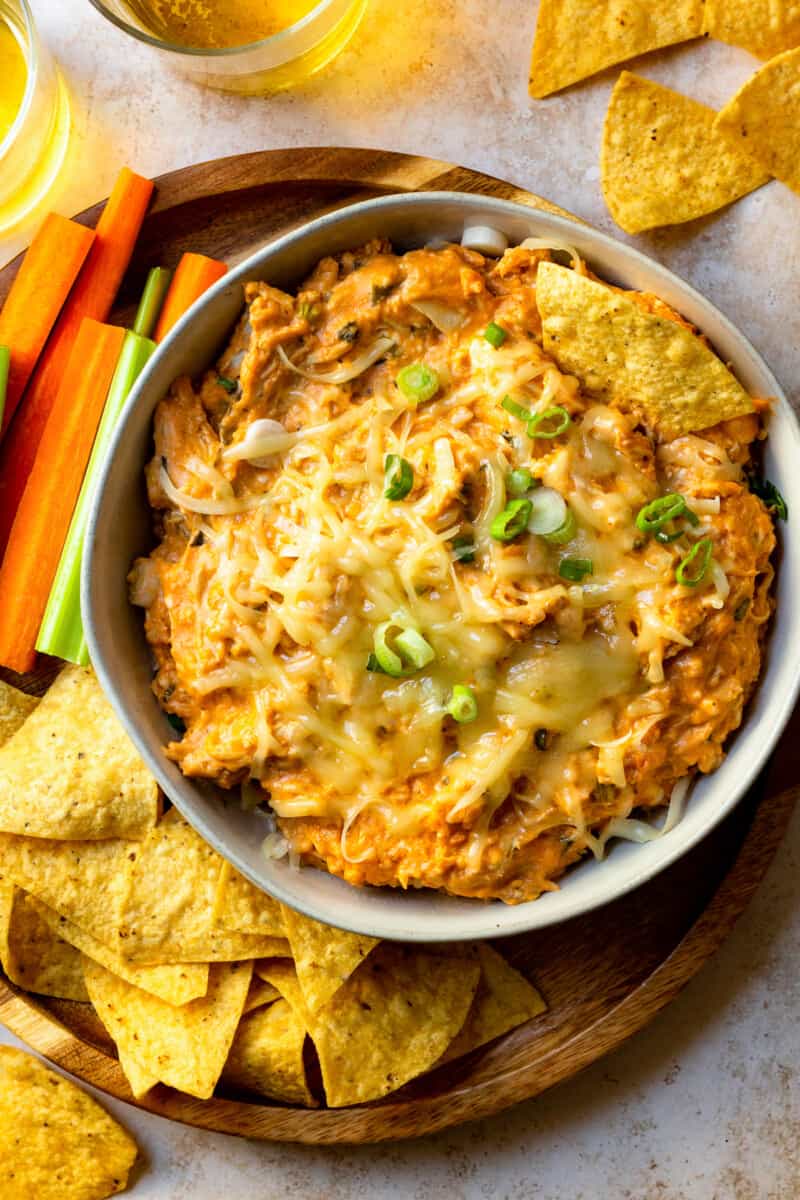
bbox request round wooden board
[0,148,797,1144]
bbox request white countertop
[3,1,799,1194]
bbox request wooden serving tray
[0,148,797,1145]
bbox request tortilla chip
[704,0,800,60]
[32,898,209,1007]
[440,945,546,1064]
[0,883,88,1002]
[536,261,754,437]
[0,681,38,748]
[0,1046,138,1200]
[0,834,131,947]
[297,944,480,1107]
[278,905,379,1014]
[529,0,704,98]
[222,999,316,1106]
[212,860,285,936]
[714,47,800,195]
[242,975,280,1014]
[601,72,770,234]
[0,666,158,840]
[116,819,288,964]
[84,958,252,1099]
[255,959,305,1009]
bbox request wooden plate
[0,148,796,1144]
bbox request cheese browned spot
[131,242,775,904]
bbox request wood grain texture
[0,148,795,1144]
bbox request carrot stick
[154,252,228,342]
[0,168,153,555]
[0,214,96,436]
[0,318,126,673]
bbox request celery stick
[0,346,9,430]
[36,331,155,664]
[133,267,173,339]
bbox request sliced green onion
[446,684,478,724]
[542,507,577,545]
[395,627,435,670]
[216,375,237,395]
[507,467,535,497]
[526,487,568,536]
[373,619,434,676]
[734,598,750,621]
[366,652,386,673]
[527,405,570,439]
[501,395,531,421]
[484,322,507,348]
[490,498,533,542]
[132,267,173,338]
[384,454,413,501]
[396,362,440,405]
[559,557,593,581]
[298,300,319,322]
[675,537,713,588]
[636,493,689,534]
[36,330,156,664]
[534,728,550,750]
[451,535,476,563]
[0,346,9,430]
[654,527,684,544]
[748,475,788,521]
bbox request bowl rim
[83,190,800,941]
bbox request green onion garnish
[501,395,531,422]
[534,728,549,750]
[216,375,237,395]
[734,598,750,621]
[366,652,386,673]
[373,619,435,676]
[298,300,319,322]
[636,493,696,535]
[451,535,476,563]
[559,557,593,581]
[747,476,788,521]
[36,331,157,664]
[384,454,414,501]
[484,322,507,348]
[396,362,440,405]
[0,346,9,430]
[507,467,535,497]
[527,405,571,439]
[132,267,173,339]
[446,684,478,724]
[490,498,533,542]
[676,538,713,587]
[542,507,577,545]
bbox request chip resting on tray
[529,0,704,98]
[0,666,158,841]
[0,882,89,1001]
[222,998,316,1106]
[84,958,252,1099]
[212,860,285,936]
[714,46,800,196]
[439,944,546,1063]
[535,262,754,437]
[602,72,770,233]
[279,903,378,1014]
[704,0,800,59]
[0,1046,138,1200]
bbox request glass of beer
[87,0,368,94]
[0,0,71,234]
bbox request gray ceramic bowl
[83,192,800,942]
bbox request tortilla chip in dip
[536,262,754,437]
[0,1046,138,1200]
[116,818,288,964]
[304,944,480,1107]
[212,860,285,936]
[439,944,546,1063]
[529,0,704,98]
[0,666,158,841]
[602,72,770,233]
[704,0,800,60]
[279,904,379,1014]
[222,998,316,1106]
[714,47,800,195]
[0,680,38,748]
[85,958,252,1099]
[0,834,132,948]
[0,883,89,1002]
[31,898,209,1007]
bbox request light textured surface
[1,0,799,1193]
